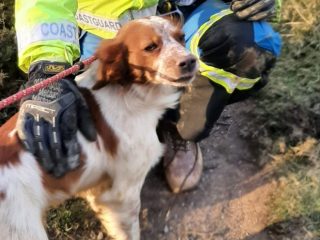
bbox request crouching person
[161,0,281,193]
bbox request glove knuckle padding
[231,0,260,12]
[17,112,36,153]
[60,106,78,138]
[248,11,268,21]
[231,0,275,20]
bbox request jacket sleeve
[15,0,80,73]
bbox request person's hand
[231,0,275,21]
[17,61,96,177]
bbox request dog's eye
[144,43,158,52]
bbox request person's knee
[198,14,280,79]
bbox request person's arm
[15,0,96,177]
[15,0,80,72]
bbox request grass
[242,0,320,238]
[0,0,24,125]
[46,198,109,240]
[266,139,320,238]
[242,0,320,142]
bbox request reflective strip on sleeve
[16,21,79,57]
[190,9,260,94]
[207,72,239,93]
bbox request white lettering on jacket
[17,21,79,53]
[40,23,77,39]
[76,12,121,32]
[75,6,157,34]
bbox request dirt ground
[140,101,278,240]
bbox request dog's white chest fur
[0,15,197,240]
[71,66,180,199]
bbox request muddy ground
[139,101,278,240]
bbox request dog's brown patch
[0,114,22,167]
[80,88,118,157]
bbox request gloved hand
[17,61,96,177]
[230,0,275,21]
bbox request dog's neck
[77,61,181,116]
[123,84,181,113]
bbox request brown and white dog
[0,16,198,240]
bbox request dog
[0,16,198,240]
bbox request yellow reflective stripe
[190,9,259,93]
[240,78,260,84]
[205,72,236,93]
[237,80,260,90]
[18,40,79,73]
[204,69,259,92]
[221,70,260,86]
[201,72,231,93]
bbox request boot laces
[165,130,192,152]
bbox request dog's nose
[178,56,197,73]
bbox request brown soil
[140,101,277,240]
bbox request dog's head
[93,16,198,90]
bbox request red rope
[0,56,97,111]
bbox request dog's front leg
[87,188,141,240]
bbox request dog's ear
[93,39,129,90]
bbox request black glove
[17,61,96,177]
[199,13,276,79]
[231,0,275,21]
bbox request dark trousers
[161,72,270,142]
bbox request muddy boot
[162,124,203,193]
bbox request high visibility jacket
[15,0,158,72]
